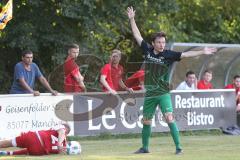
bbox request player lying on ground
[0,123,70,156]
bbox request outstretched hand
[127,6,135,19]
[203,47,217,55]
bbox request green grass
[1,133,240,160]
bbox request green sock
[142,124,151,150]
[168,122,181,150]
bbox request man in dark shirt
[127,6,217,155]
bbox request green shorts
[143,93,173,120]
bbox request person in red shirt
[225,75,240,112]
[125,69,145,90]
[64,43,86,92]
[100,49,133,94]
[0,124,70,156]
[197,69,213,89]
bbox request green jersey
[141,40,182,97]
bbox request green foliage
[173,0,240,43]
[0,0,240,93]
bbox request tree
[0,0,239,93]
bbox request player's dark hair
[67,43,79,51]
[186,70,195,77]
[204,69,212,74]
[234,75,240,80]
[21,50,33,57]
[151,32,166,42]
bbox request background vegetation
[1,0,240,93]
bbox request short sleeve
[71,67,80,77]
[168,50,182,61]
[101,64,110,76]
[33,63,43,78]
[15,64,24,80]
[140,40,151,56]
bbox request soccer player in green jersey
[127,6,217,154]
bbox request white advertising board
[0,93,73,139]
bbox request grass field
[1,133,240,160]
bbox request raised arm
[181,47,217,58]
[127,6,143,46]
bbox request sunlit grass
[1,134,240,160]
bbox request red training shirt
[197,80,213,89]
[100,63,123,91]
[64,56,83,92]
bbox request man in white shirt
[176,71,197,90]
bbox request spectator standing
[64,43,86,92]
[10,50,57,96]
[100,49,133,94]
